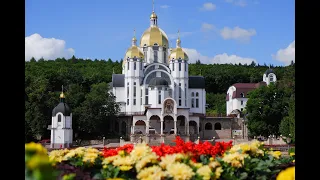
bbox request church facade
[108,9,207,143]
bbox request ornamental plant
[26,136,295,180]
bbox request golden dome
[150,12,157,19]
[124,46,144,60]
[60,92,65,98]
[168,47,189,61]
[140,26,169,47]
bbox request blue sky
[25,0,295,66]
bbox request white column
[186,118,190,135]
[132,125,135,134]
[146,120,150,134]
[174,116,177,135]
[160,119,163,135]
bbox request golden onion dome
[168,47,189,61]
[150,12,157,19]
[60,92,65,99]
[124,46,144,60]
[140,26,169,47]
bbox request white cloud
[183,48,257,65]
[225,0,247,7]
[272,41,295,65]
[220,26,256,41]
[201,23,215,32]
[200,2,216,11]
[167,31,193,40]
[25,33,75,61]
[160,5,170,9]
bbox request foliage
[25,142,59,180]
[25,57,294,141]
[29,136,296,180]
[246,83,290,137]
[279,96,295,143]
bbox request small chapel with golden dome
[109,5,208,143]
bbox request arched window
[214,123,221,130]
[191,92,194,97]
[196,92,199,97]
[270,75,274,82]
[205,123,212,130]
[58,114,61,122]
[240,93,244,98]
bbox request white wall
[189,89,206,114]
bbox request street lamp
[242,119,245,139]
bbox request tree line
[25,56,295,142]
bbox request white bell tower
[49,86,73,148]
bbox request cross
[61,85,64,92]
[152,0,155,12]
[178,29,180,39]
[133,29,136,38]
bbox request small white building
[48,91,73,148]
[226,68,277,116]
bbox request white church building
[226,69,277,116]
[108,9,207,143]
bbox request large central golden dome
[140,26,169,47]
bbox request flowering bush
[26,136,295,180]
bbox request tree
[196,59,201,64]
[279,96,295,143]
[77,82,120,139]
[246,84,289,137]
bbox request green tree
[246,84,289,137]
[77,82,119,138]
[279,96,295,142]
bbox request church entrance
[163,115,174,134]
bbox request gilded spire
[132,28,137,46]
[60,85,65,99]
[176,29,181,48]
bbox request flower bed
[25,136,295,180]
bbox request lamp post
[242,119,245,139]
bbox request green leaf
[239,172,248,179]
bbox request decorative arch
[135,120,146,126]
[143,69,173,86]
[162,98,177,114]
[144,63,170,74]
[205,123,212,130]
[214,123,221,130]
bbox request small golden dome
[140,26,169,47]
[168,47,189,61]
[150,12,157,19]
[132,36,137,41]
[60,92,65,98]
[124,46,144,60]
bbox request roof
[112,74,125,87]
[189,76,205,89]
[149,77,169,86]
[227,82,266,99]
[264,69,275,76]
[52,102,71,116]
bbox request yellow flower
[119,165,133,171]
[268,151,282,159]
[137,165,167,180]
[290,152,295,156]
[25,142,48,155]
[276,166,295,180]
[73,147,86,157]
[166,162,195,180]
[209,157,214,161]
[196,165,212,180]
[222,152,248,168]
[118,150,125,156]
[135,152,158,171]
[26,155,50,170]
[113,156,135,167]
[189,161,203,169]
[83,152,99,164]
[215,167,223,179]
[49,149,69,163]
[292,160,295,163]
[130,143,152,161]
[102,155,119,166]
[209,161,220,169]
[159,154,184,169]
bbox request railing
[264,144,295,152]
[118,111,145,116]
